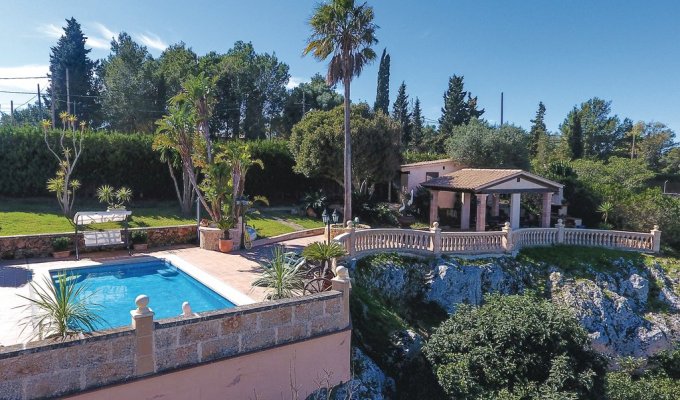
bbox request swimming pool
[50,259,236,331]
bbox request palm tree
[304,0,379,222]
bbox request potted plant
[131,230,149,251]
[96,185,133,211]
[217,217,235,253]
[52,237,71,258]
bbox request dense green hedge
[0,126,174,198]
[0,127,324,203]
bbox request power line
[0,76,49,80]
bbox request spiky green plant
[302,241,347,273]
[597,201,614,224]
[252,246,306,300]
[16,273,106,340]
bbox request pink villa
[400,159,567,231]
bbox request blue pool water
[50,260,235,331]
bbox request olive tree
[424,294,606,399]
[289,103,400,191]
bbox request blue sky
[1,0,679,134]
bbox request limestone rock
[426,258,528,313]
[309,348,394,400]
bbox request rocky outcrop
[426,257,531,313]
[309,348,394,400]
[359,253,680,361]
[550,266,680,358]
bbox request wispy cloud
[286,76,306,90]
[85,36,110,49]
[36,21,169,53]
[93,22,116,41]
[37,23,63,39]
[137,32,168,51]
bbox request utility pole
[10,100,14,125]
[37,84,42,116]
[500,92,504,126]
[302,89,306,115]
[66,68,71,115]
[50,76,56,128]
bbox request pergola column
[510,193,521,229]
[541,192,553,228]
[476,194,488,231]
[461,192,471,230]
[429,190,439,226]
[491,194,500,217]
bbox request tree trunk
[343,76,352,223]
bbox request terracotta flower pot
[133,243,149,251]
[218,239,234,253]
[52,250,70,259]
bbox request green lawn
[0,198,323,239]
[265,211,325,229]
[0,198,195,236]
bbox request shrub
[52,237,70,251]
[130,230,148,245]
[424,294,606,399]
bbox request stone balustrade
[334,220,661,257]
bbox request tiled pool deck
[0,235,323,347]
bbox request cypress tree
[392,81,411,149]
[439,74,469,134]
[47,18,99,124]
[467,93,484,120]
[565,107,584,159]
[529,102,547,157]
[411,97,424,151]
[374,48,390,114]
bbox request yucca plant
[96,185,133,209]
[597,201,614,224]
[252,246,306,300]
[302,241,347,273]
[16,273,106,340]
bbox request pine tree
[47,18,99,124]
[392,81,411,149]
[411,97,424,151]
[439,74,470,134]
[564,107,584,159]
[529,102,547,157]
[374,48,390,114]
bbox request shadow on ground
[0,266,32,288]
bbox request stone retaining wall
[0,288,350,400]
[0,328,136,399]
[0,225,197,259]
[153,291,346,374]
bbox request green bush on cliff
[424,293,607,399]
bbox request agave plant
[302,241,347,274]
[16,273,105,340]
[252,246,306,300]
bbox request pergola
[420,168,563,231]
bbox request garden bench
[73,211,132,260]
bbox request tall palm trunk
[343,75,352,223]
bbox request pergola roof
[420,168,563,193]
